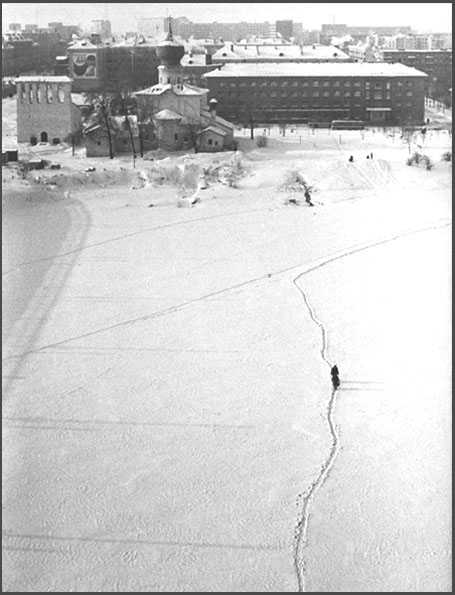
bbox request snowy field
[2,116,452,591]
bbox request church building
[135,21,235,153]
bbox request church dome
[157,29,184,67]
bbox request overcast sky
[2,3,452,34]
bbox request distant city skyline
[2,3,452,34]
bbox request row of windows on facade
[20,83,66,103]
[223,100,415,112]
[218,90,418,102]
[215,80,413,89]
[395,55,451,62]
[221,90,408,99]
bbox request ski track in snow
[289,218,450,592]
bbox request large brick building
[382,49,452,103]
[203,62,427,125]
[1,33,39,76]
[177,21,272,42]
[15,76,82,144]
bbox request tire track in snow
[289,219,451,592]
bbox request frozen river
[2,146,451,591]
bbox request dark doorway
[40,131,48,142]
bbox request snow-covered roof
[181,53,208,66]
[68,38,103,50]
[212,44,350,61]
[197,125,227,137]
[71,92,90,105]
[153,108,183,120]
[213,114,235,130]
[84,115,139,135]
[203,62,429,78]
[136,83,208,96]
[200,110,236,131]
[136,83,172,95]
[174,83,208,96]
[15,76,73,83]
[110,37,158,48]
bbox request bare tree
[86,81,138,160]
[187,124,203,154]
[136,97,157,157]
[86,91,116,159]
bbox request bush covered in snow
[256,135,268,148]
[423,155,434,170]
[406,152,434,170]
[278,169,316,205]
[441,151,452,162]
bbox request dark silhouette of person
[370,152,373,159]
[348,155,354,162]
[331,365,340,389]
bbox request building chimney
[209,98,218,120]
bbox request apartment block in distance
[382,49,452,102]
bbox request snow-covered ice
[2,124,452,592]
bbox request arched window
[46,84,53,103]
[58,84,65,103]
[40,131,48,142]
[36,84,41,103]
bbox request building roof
[153,108,183,120]
[109,37,159,48]
[15,76,73,83]
[181,53,209,66]
[212,43,351,61]
[200,110,236,131]
[68,38,103,50]
[203,62,429,78]
[84,115,139,135]
[135,83,208,96]
[71,92,90,105]
[197,125,227,137]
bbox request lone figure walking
[331,365,340,390]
